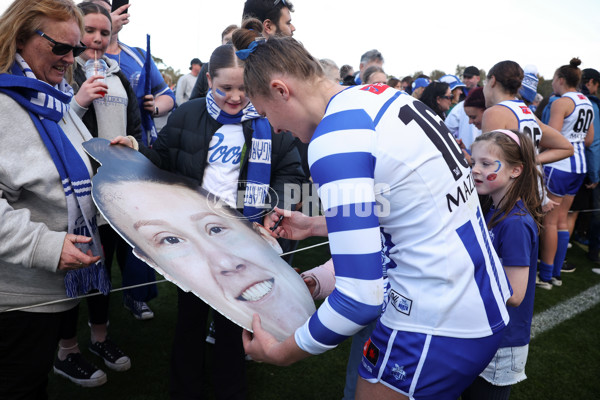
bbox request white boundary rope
[1,240,330,313]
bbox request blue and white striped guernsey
[497,99,542,150]
[294,84,511,355]
[545,91,594,174]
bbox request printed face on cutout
[98,180,315,341]
[207,67,249,115]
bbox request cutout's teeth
[237,278,274,302]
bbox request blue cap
[439,75,466,91]
[412,78,430,92]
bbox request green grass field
[47,238,600,399]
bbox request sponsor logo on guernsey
[389,289,412,316]
[360,83,390,95]
[392,364,407,381]
[519,105,531,114]
[578,94,587,100]
[363,338,380,366]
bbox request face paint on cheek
[215,88,226,97]
[487,173,497,181]
[494,160,502,172]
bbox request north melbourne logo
[389,289,412,316]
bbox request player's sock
[553,230,570,278]
[538,261,553,282]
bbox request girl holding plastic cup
[71,1,142,142]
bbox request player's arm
[548,97,571,132]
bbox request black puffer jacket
[140,97,306,213]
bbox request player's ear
[253,222,283,254]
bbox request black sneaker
[89,337,131,371]
[123,294,154,320]
[561,261,576,273]
[53,353,107,387]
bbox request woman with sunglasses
[419,80,453,120]
[0,0,111,398]
[50,1,143,388]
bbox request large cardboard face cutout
[84,138,315,341]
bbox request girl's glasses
[35,30,87,57]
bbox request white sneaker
[551,277,562,287]
[536,275,552,290]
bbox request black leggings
[461,376,512,400]
[58,225,127,339]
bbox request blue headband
[236,40,259,60]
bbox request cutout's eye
[160,236,181,245]
[208,226,226,236]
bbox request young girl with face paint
[112,20,305,399]
[463,130,543,400]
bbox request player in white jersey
[233,35,512,400]
[538,58,595,288]
[482,61,573,177]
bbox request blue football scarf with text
[206,89,272,223]
[0,54,110,298]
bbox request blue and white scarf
[0,54,110,298]
[206,89,272,223]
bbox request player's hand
[265,207,314,240]
[242,314,286,365]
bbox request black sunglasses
[35,30,87,57]
[441,95,454,100]
[273,0,288,6]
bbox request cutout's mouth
[236,278,274,302]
